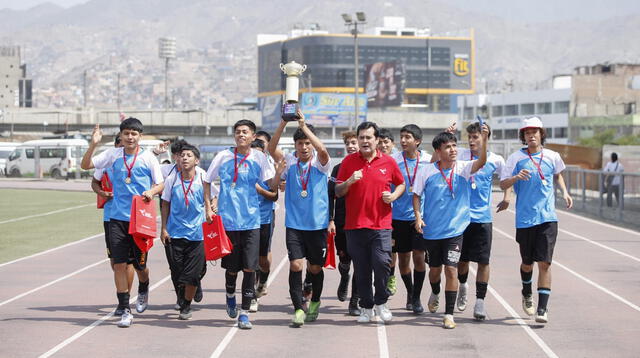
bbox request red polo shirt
[337,150,404,230]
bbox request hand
[275,158,287,176]
[382,191,393,204]
[141,191,153,202]
[564,193,573,209]
[481,124,490,139]
[445,122,456,134]
[161,229,171,246]
[349,169,363,184]
[91,124,103,145]
[279,180,286,192]
[154,140,170,155]
[514,169,531,181]
[414,218,425,234]
[210,199,218,214]
[328,220,336,234]
[496,200,510,213]
[99,191,114,201]
[297,108,306,125]
[205,208,214,224]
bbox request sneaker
[535,308,548,323]
[174,302,181,311]
[522,294,535,316]
[249,298,259,313]
[256,283,268,298]
[412,297,424,314]
[194,283,203,303]
[457,282,468,311]
[226,295,238,319]
[443,314,456,329]
[114,306,125,316]
[135,291,148,313]
[386,275,397,296]
[374,303,393,323]
[405,296,413,311]
[357,308,374,323]
[348,297,361,316]
[427,293,440,313]
[117,308,133,328]
[237,312,252,329]
[306,301,320,322]
[291,309,306,327]
[473,299,487,321]
[337,273,350,302]
[179,306,192,320]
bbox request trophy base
[282,102,301,122]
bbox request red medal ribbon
[297,157,312,191]
[233,148,251,185]
[402,151,420,189]
[180,171,195,207]
[438,161,456,198]
[526,149,545,181]
[123,146,140,182]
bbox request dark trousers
[606,184,621,207]
[346,228,392,309]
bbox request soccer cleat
[178,306,192,320]
[357,308,374,323]
[443,314,456,329]
[522,294,535,316]
[427,293,440,313]
[291,309,306,327]
[306,301,320,322]
[457,282,468,311]
[348,297,361,316]
[374,303,393,323]
[412,297,424,314]
[535,308,548,323]
[194,283,203,303]
[337,272,350,302]
[237,312,252,329]
[114,306,125,316]
[226,295,238,318]
[249,298,259,313]
[473,299,487,321]
[135,291,148,313]
[386,275,397,296]
[256,283,268,298]
[117,308,133,328]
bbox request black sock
[310,270,324,302]
[458,271,469,284]
[390,265,396,276]
[401,273,413,297]
[338,262,350,276]
[182,299,192,310]
[259,270,270,285]
[225,271,237,295]
[520,269,533,296]
[445,291,457,315]
[138,280,149,293]
[117,292,130,309]
[289,270,303,310]
[241,271,255,310]
[537,287,551,311]
[304,271,312,287]
[430,280,441,295]
[413,270,426,300]
[476,282,488,299]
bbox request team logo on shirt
[379,169,387,175]
[207,232,218,239]
[139,209,153,218]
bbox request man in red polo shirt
[336,121,405,324]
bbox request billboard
[258,95,283,132]
[300,93,367,126]
[364,61,406,107]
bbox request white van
[139,139,172,164]
[6,139,90,179]
[0,142,20,176]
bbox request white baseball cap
[520,116,543,131]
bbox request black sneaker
[194,283,203,303]
[348,297,361,316]
[337,273,350,302]
[412,296,424,314]
[405,296,413,311]
[179,305,192,320]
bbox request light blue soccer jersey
[458,148,505,223]
[413,160,474,240]
[205,148,274,231]
[282,152,331,230]
[258,180,274,225]
[92,147,163,222]
[391,151,431,221]
[161,168,206,241]
[501,148,566,228]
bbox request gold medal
[125,177,131,184]
[471,182,477,190]
[301,190,308,198]
[230,182,236,188]
[541,179,548,185]
[409,186,413,192]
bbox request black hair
[256,130,272,142]
[251,139,265,150]
[180,144,200,159]
[400,124,422,142]
[356,121,380,138]
[293,124,316,142]
[432,132,457,151]
[466,122,491,139]
[119,117,143,133]
[170,139,188,154]
[233,119,256,133]
[519,127,547,145]
[114,134,121,145]
[611,152,618,162]
[379,128,394,142]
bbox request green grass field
[0,189,104,264]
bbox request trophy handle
[301,64,307,72]
[279,63,286,72]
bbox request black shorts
[424,235,463,267]
[334,225,350,259]
[108,219,148,270]
[460,223,493,264]
[222,229,260,272]
[259,223,273,257]
[392,220,424,253]
[169,238,205,286]
[103,221,112,259]
[516,222,558,265]
[286,228,328,266]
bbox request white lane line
[0,203,93,225]
[0,233,103,268]
[210,255,288,358]
[376,317,390,358]
[468,267,558,358]
[0,259,109,307]
[39,274,172,358]
[556,209,640,236]
[558,228,640,264]
[494,227,640,314]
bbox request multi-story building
[0,46,31,109]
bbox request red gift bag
[202,215,233,261]
[324,231,336,269]
[96,173,112,209]
[128,195,157,252]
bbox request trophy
[280,61,307,121]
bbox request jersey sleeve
[494,154,506,178]
[412,165,427,195]
[336,155,353,183]
[257,150,275,182]
[458,160,474,180]
[500,153,518,181]
[205,151,224,183]
[147,153,164,185]
[551,151,566,174]
[312,152,332,174]
[93,168,104,180]
[92,147,118,170]
[390,160,404,186]
[161,172,175,201]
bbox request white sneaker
[443,314,456,329]
[535,308,548,323]
[522,294,535,316]
[249,298,259,313]
[374,304,393,323]
[428,293,440,313]
[357,308,374,323]
[457,282,468,311]
[473,299,487,321]
[117,308,133,328]
[136,291,148,313]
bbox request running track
[1,194,639,357]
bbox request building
[0,46,32,110]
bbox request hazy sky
[1,0,639,23]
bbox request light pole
[158,37,176,111]
[342,12,366,130]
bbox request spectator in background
[604,152,624,207]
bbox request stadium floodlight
[341,13,352,23]
[341,12,366,130]
[356,12,366,22]
[158,37,177,110]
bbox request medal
[527,149,547,187]
[471,182,477,190]
[437,161,456,199]
[402,151,420,194]
[230,182,236,188]
[301,190,308,198]
[409,186,413,192]
[542,179,548,185]
[122,146,139,185]
[232,147,250,189]
[297,157,312,198]
[124,177,131,184]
